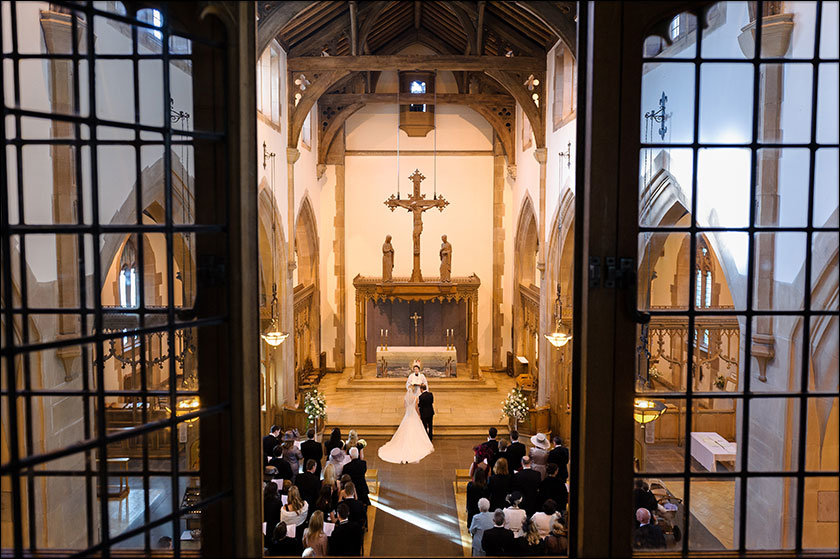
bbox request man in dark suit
[263,425,281,460]
[547,436,570,482]
[267,445,293,482]
[481,510,515,556]
[481,427,500,469]
[300,428,323,477]
[295,459,322,513]
[538,463,568,511]
[328,502,364,556]
[343,447,370,505]
[418,384,435,440]
[511,455,542,516]
[506,430,527,474]
[339,481,368,527]
[633,508,666,549]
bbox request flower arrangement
[501,386,529,425]
[358,439,367,449]
[303,389,327,426]
[714,375,727,390]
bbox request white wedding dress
[377,386,435,464]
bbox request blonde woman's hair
[304,510,325,546]
[493,457,509,476]
[526,520,541,546]
[286,485,304,512]
[345,430,359,450]
[323,463,337,486]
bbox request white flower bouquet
[501,386,529,423]
[303,389,327,426]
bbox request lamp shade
[261,330,289,347]
[545,331,573,348]
[633,398,666,424]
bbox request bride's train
[378,385,435,464]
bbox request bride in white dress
[378,381,435,464]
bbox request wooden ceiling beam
[512,1,577,55]
[320,92,514,105]
[482,10,545,56]
[257,1,311,55]
[445,2,476,55]
[287,55,544,72]
[287,8,352,57]
[421,11,467,52]
[476,1,486,55]
[349,1,359,56]
[358,1,391,54]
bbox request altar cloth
[376,345,457,378]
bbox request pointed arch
[292,195,321,392]
[513,194,540,386]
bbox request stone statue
[439,234,452,282]
[382,234,394,282]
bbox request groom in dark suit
[418,384,435,441]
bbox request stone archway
[544,187,575,441]
[293,195,320,394]
[513,195,540,394]
[257,181,292,427]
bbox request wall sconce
[633,398,666,424]
[545,285,572,348]
[644,91,668,140]
[559,141,572,169]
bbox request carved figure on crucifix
[384,169,449,282]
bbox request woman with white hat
[529,433,550,480]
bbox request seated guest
[296,459,322,514]
[481,509,515,556]
[633,508,666,549]
[280,486,309,534]
[530,499,558,538]
[327,447,350,478]
[339,481,367,528]
[547,436,570,482]
[633,479,658,516]
[268,445,294,482]
[263,425,281,460]
[300,429,323,478]
[506,430,527,474]
[302,510,328,557]
[496,438,510,469]
[466,467,490,527]
[324,428,344,457]
[314,485,336,521]
[488,458,511,512]
[512,456,541,516]
[538,463,569,513]
[281,432,303,481]
[502,491,527,537]
[342,447,370,505]
[514,518,546,556]
[544,520,569,555]
[344,429,365,459]
[469,498,494,557]
[528,433,550,479]
[263,481,283,543]
[328,502,364,556]
[266,521,303,557]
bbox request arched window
[119,239,138,308]
[137,8,163,42]
[409,79,426,112]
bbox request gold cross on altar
[384,169,449,282]
[410,312,422,344]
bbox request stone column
[534,147,549,405]
[41,10,84,382]
[492,137,506,369]
[470,294,480,379]
[333,163,347,371]
[287,147,300,277]
[354,295,363,378]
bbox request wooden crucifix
[410,312,422,345]
[384,169,449,282]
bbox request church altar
[376,345,457,378]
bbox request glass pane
[639,148,693,227]
[638,232,690,310]
[638,319,690,393]
[816,63,839,145]
[813,148,839,228]
[634,397,686,474]
[699,63,754,144]
[690,400,740,473]
[751,315,802,393]
[686,476,736,550]
[641,63,694,144]
[755,148,810,227]
[631,477,685,551]
[697,149,751,227]
[803,476,839,549]
[806,397,839,472]
[820,1,840,59]
[753,232,807,310]
[747,398,800,471]
[811,232,839,311]
[699,2,748,60]
[746,477,798,549]
[759,64,813,144]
